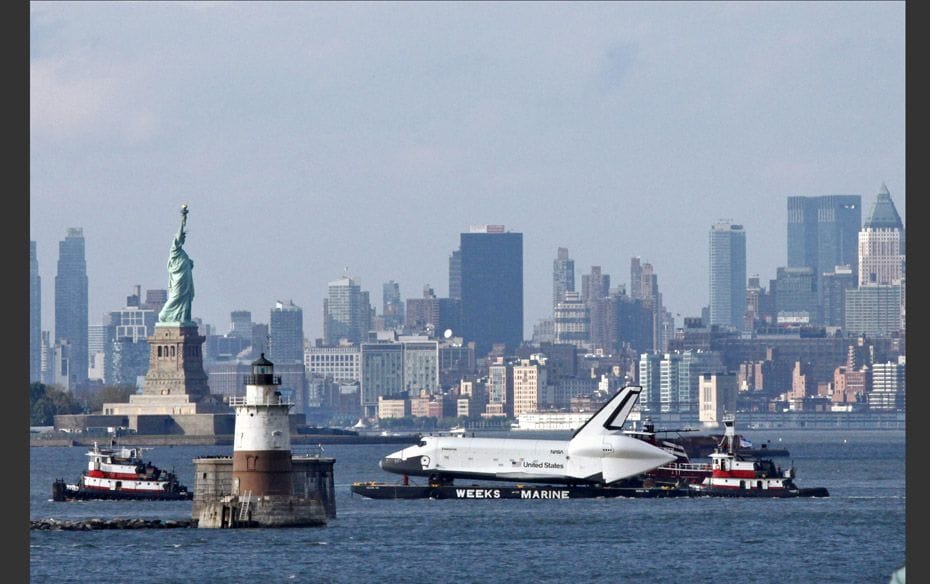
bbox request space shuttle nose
[380,454,424,476]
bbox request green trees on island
[29,382,136,426]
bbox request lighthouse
[194,353,332,528]
[232,354,293,497]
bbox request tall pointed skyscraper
[858,182,904,286]
[30,241,42,383]
[708,222,746,329]
[844,183,905,338]
[54,228,89,387]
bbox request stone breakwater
[31,518,196,530]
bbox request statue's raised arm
[157,204,196,325]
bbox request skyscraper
[787,194,861,291]
[382,280,405,330]
[30,241,41,383]
[269,300,305,363]
[229,310,253,339]
[458,225,523,357]
[54,228,88,387]
[708,222,746,329]
[858,183,904,286]
[323,276,371,346]
[448,250,461,300]
[552,247,574,311]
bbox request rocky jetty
[31,518,196,530]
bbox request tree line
[29,383,135,426]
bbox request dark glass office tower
[459,226,523,357]
[55,228,89,386]
[787,195,861,291]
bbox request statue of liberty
[158,204,195,325]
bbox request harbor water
[30,429,906,583]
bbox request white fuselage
[381,433,677,485]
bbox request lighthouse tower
[231,353,293,497]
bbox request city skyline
[30,2,905,340]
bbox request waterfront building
[401,337,440,396]
[305,345,361,384]
[378,396,410,419]
[409,391,446,418]
[708,222,746,330]
[868,357,905,411]
[458,225,523,357]
[55,227,89,386]
[30,241,41,383]
[787,194,862,292]
[359,341,404,417]
[552,247,575,312]
[323,276,371,346]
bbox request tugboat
[623,420,713,486]
[52,442,193,502]
[687,415,828,498]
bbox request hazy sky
[30,1,905,341]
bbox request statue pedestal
[104,323,231,418]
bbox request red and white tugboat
[688,415,828,498]
[52,442,193,502]
[624,420,712,486]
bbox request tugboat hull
[52,479,193,502]
[688,484,829,498]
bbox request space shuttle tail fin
[569,386,642,443]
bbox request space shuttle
[379,386,676,485]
